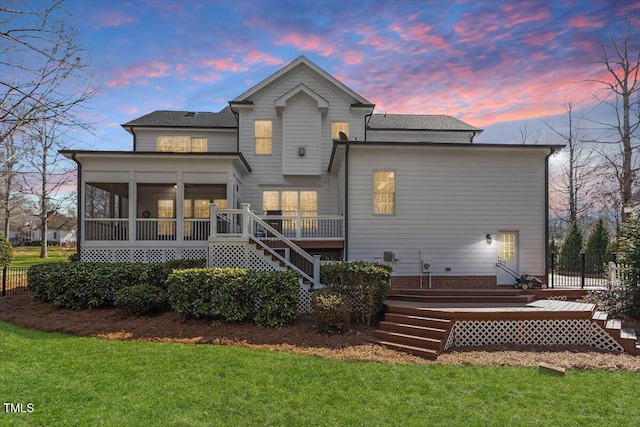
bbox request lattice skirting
[82,247,207,263]
[446,319,624,353]
[208,242,286,272]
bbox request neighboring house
[623,191,640,220]
[62,56,560,288]
[22,216,76,245]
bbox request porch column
[209,203,218,240]
[226,172,235,211]
[129,172,136,242]
[176,173,184,242]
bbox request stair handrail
[249,236,315,284]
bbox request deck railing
[136,219,176,241]
[210,204,321,287]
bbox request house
[21,215,76,245]
[62,56,560,289]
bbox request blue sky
[58,0,640,149]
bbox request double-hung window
[373,171,395,215]
[255,120,272,155]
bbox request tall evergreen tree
[559,221,583,272]
[584,219,611,273]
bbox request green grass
[1,321,639,426]
[9,246,75,267]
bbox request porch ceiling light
[486,234,492,244]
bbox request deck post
[550,252,555,289]
[296,210,302,240]
[209,203,218,240]
[313,254,321,288]
[242,203,251,239]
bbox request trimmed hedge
[311,289,350,334]
[167,268,251,321]
[167,268,299,327]
[28,259,206,310]
[250,270,299,328]
[320,261,392,325]
[115,285,168,315]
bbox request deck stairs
[374,289,640,359]
[591,311,640,356]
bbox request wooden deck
[374,288,639,360]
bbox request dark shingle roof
[368,114,480,131]
[122,106,237,128]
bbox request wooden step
[388,294,538,304]
[384,313,452,330]
[379,321,448,340]
[621,327,637,341]
[591,311,608,328]
[372,340,439,360]
[373,330,442,351]
[606,319,622,331]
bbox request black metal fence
[548,252,617,289]
[1,267,29,296]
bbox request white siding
[282,93,321,175]
[237,65,369,214]
[347,146,549,278]
[134,129,237,152]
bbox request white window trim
[373,170,396,215]
[157,136,208,153]
[254,120,273,155]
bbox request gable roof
[368,114,481,132]
[232,56,372,105]
[122,106,237,129]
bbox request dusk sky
[57,0,640,150]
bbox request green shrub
[559,221,583,272]
[617,217,640,318]
[321,261,392,325]
[251,270,299,328]
[145,259,206,290]
[0,233,13,267]
[27,260,198,310]
[311,289,350,334]
[167,268,251,322]
[115,285,168,315]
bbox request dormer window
[332,122,349,140]
[157,137,208,153]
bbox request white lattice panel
[444,327,455,351]
[452,319,623,352]
[133,249,146,263]
[298,283,312,313]
[209,243,246,268]
[82,249,113,262]
[114,249,131,263]
[180,248,207,260]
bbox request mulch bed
[1,293,639,371]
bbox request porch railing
[136,219,176,241]
[256,213,344,240]
[210,204,321,287]
[85,219,128,241]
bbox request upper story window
[255,120,272,155]
[373,171,395,215]
[157,137,208,153]
[332,122,349,140]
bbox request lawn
[9,246,76,268]
[1,321,639,426]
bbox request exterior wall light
[486,234,492,244]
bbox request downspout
[71,153,82,259]
[130,127,137,151]
[232,109,240,152]
[344,140,349,260]
[544,148,555,282]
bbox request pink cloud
[568,15,606,28]
[525,32,557,46]
[273,33,337,57]
[202,57,246,72]
[390,23,454,53]
[244,49,285,66]
[343,50,363,65]
[107,61,172,88]
[93,10,139,29]
[501,2,551,28]
[116,105,140,115]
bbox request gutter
[544,147,556,284]
[344,140,349,261]
[70,153,82,258]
